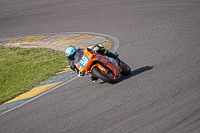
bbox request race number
[80,56,89,67]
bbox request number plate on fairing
[79,56,89,67]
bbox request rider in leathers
[65,44,119,82]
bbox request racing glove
[75,68,85,77]
[77,71,85,77]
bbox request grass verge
[0,47,68,105]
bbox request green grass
[0,47,68,104]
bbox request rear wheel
[120,61,131,76]
[92,66,117,84]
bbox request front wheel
[92,67,117,84]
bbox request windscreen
[74,49,84,63]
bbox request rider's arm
[69,60,84,77]
[69,60,76,71]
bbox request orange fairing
[75,47,122,77]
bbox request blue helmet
[65,46,76,60]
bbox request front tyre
[92,67,117,84]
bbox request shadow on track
[98,66,154,84]
[116,65,154,83]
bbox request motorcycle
[74,47,131,84]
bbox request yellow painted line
[5,81,64,104]
[101,40,112,49]
[53,34,95,45]
[79,40,112,49]
[4,35,51,45]
[56,67,72,74]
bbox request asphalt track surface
[0,0,200,132]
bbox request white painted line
[0,76,78,116]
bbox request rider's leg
[105,50,119,58]
[99,48,119,58]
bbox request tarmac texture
[0,0,200,133]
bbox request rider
[65,44,119,82]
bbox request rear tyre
[92,67,117,84]
[120,61,131,76]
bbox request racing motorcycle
[74,47,131,84]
